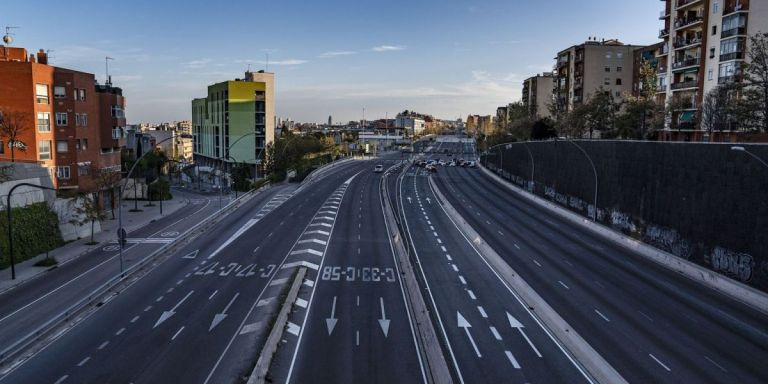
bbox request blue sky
[4,0,660,123]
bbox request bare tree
[743,32,768,132]
[0,108,31,162]
[70,192,106,245]
[90,165,122,219]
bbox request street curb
[381,162,454,384]
[0,185,270,373]
[0,196,193,296]
[478,162,768,316]
[247,267,306,384]
[428,175,625,384]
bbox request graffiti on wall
[610,209,637,232]
[708,247,754,282]
[643,224,692,260]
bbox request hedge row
[0,203,64,269]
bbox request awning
[679,111,695,122]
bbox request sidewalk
[0,191,195,294]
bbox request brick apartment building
[0,46,125,194]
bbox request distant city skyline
[4,0,659,123]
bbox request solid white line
[77,356,91,367]
[98,341,109,350]
[595,309,610,322]
[130,315,140,323]
[467,290,476,300]
[356,330,360,346]
[704,356,727,372]
[505,351,521,369]
[208,290,218,300]
[533,260,542,267]
[490,326,502,340]
[54,375,68,384]
[478,306,488,318]
[172,326,185,340]
[558,281,570,290]
[115,327,125,336]
[649,353,671,371]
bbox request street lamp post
[118,134,191,275]
[565,139,599,221]
[5,183,57,280]
[731,146,768,169]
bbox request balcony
[574,77,584,89]
[659,10,669,20]
[671,80,699,90]
[718,74,743,84]
[575,53,584,62]
[573,95,583,103]
[657,44,670,56]
[657,84,669,93]
[672,57,700,70]
[674,15,704,30]
[676,0,703,10]
[720,51,745,61]
[673,36,702,49]
[659,29,669,38]
[724,1,749,16]
[557,58,569,68]
[658,65,668,74]
[721,27,747,39]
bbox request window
[55,112,68,126]
[39,140,51,160]
[713,1,719,14]
[75,138,88,151]
[0,141,4,154]
[604,66,610,72]
[56,140,68,153]
[111,105,125,118]
[35,84,49,104]
[37,113,50,132]
[712,26,718,36]
[719,61,740,78]
[78,165,89,176]
[604,78,611,85]
[616,78,622,85]
[615,91,622,97]
[56,166,70,180]
[616,52,623,59]
[710,47,716,58]
[605,52,613,59]
[617,66,623,72]
[54,86,66,99]
[708,69,714,80]
[75,88,86,101]
[112,127,122,139]
[76,113,88,127]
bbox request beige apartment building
[522,73,555,119]
[657,0,768,141]
[554,39,642,114]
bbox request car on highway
[467,161,476,168]
[374,165,384,173]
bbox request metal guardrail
[0,184,270,370]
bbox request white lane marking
[156,296,164,302]
[427,221,432,225]
[437,238,442,244]
[457,312,481,358]
[477,306,488,318]
[256,298,273,307]
[446,254,452,261]
[290,249,323,257]
[144,305,153,312]
[286,322,301,336]
[433,231,438,237]
[467,290,476,300]
[704,356,728,372]
[208,219,259,259]
[440,246,447,252]
[452,264,459,272]
[564,259,574,267]
[130,315,140,323]
[209,290,218,300]
[485,220,491,225]
[297,239,328,246]
[176,279,184,285]
[649,353,671,371]
[505,351,521,369]
[490,326,502,340]
[459,276,466,285]
[356,330,360,346]
[282,261,320,270]
[595,280,606,289]
[115,328,125,336]
[239,321,264,335]
[310,222,333,228]
[295,298,308,309]
[514,243,520,250]
[172,326,185,340]
[430,226,435,231]
[305,230,330,236]
[270,278,290,286]
[638,311,654,322]
[98,341,109,350]
[54,376,68,384]
[77,356,91,367]
[558,281,570,290]
[166,287,174,294]
[595,309,610,322]
[498,230,504,236]
[304,279,315,287]
[533,260,542,267]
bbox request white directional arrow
[407,197,412,204]
[210,292,240,331]
[378,297,390,337]
[326,296,338,335]
[425,197,432,205]
[457,311,481,357]
[154,290,194,328]
[507,312,542,357]
[181,249,199,259]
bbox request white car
[374,165,384,173]
[438,160,446,166]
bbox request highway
[426,138,768,384]
[269,159,425,384]
[0,159,374,383]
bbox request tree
[0,108,31,162]
[70,193,106,245]
[530,119,558,140]
[743,32,768,132]
[665,94,692,131]
[583,89,618,139]
[616,60,664,139]
[90,165,122,219]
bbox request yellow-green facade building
[192,71,274,173]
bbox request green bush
[0,203,64,270]
[148,178,172,201]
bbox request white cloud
[184,58,212,69]
[319,51,357,58]
[372,45,405,52]
[237,59,307,66]
[527,64,554,73]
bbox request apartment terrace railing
[676,0,703,10]
[673,36,702,48]
[659,29,670,38]
[720,51,745,61]
[657,44,670,56]
[724,1,748,16]
[721,26,748,39]
[671,80,699,90]
[674,15,704,29]
[718,74,743,84]
[672,57,701,70]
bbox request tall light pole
[565,139,598,221]
[118,134,191,274]
[731,146,768,170]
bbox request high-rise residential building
[328,115,332,126]
[632,43,664,96]
[553,39,642,114]
[495,105,509,132]
[191,71,275,173]
[0,46,124,194]
[522,73,555,118]
[657,0,768,141]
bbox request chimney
[29,54,36,63]
[36,49,47,64]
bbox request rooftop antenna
[247,63,251,72]
[46,49,54,64]
[3,26,19,46]
[105,56,114,86]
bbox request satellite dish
[2,35,12,45]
